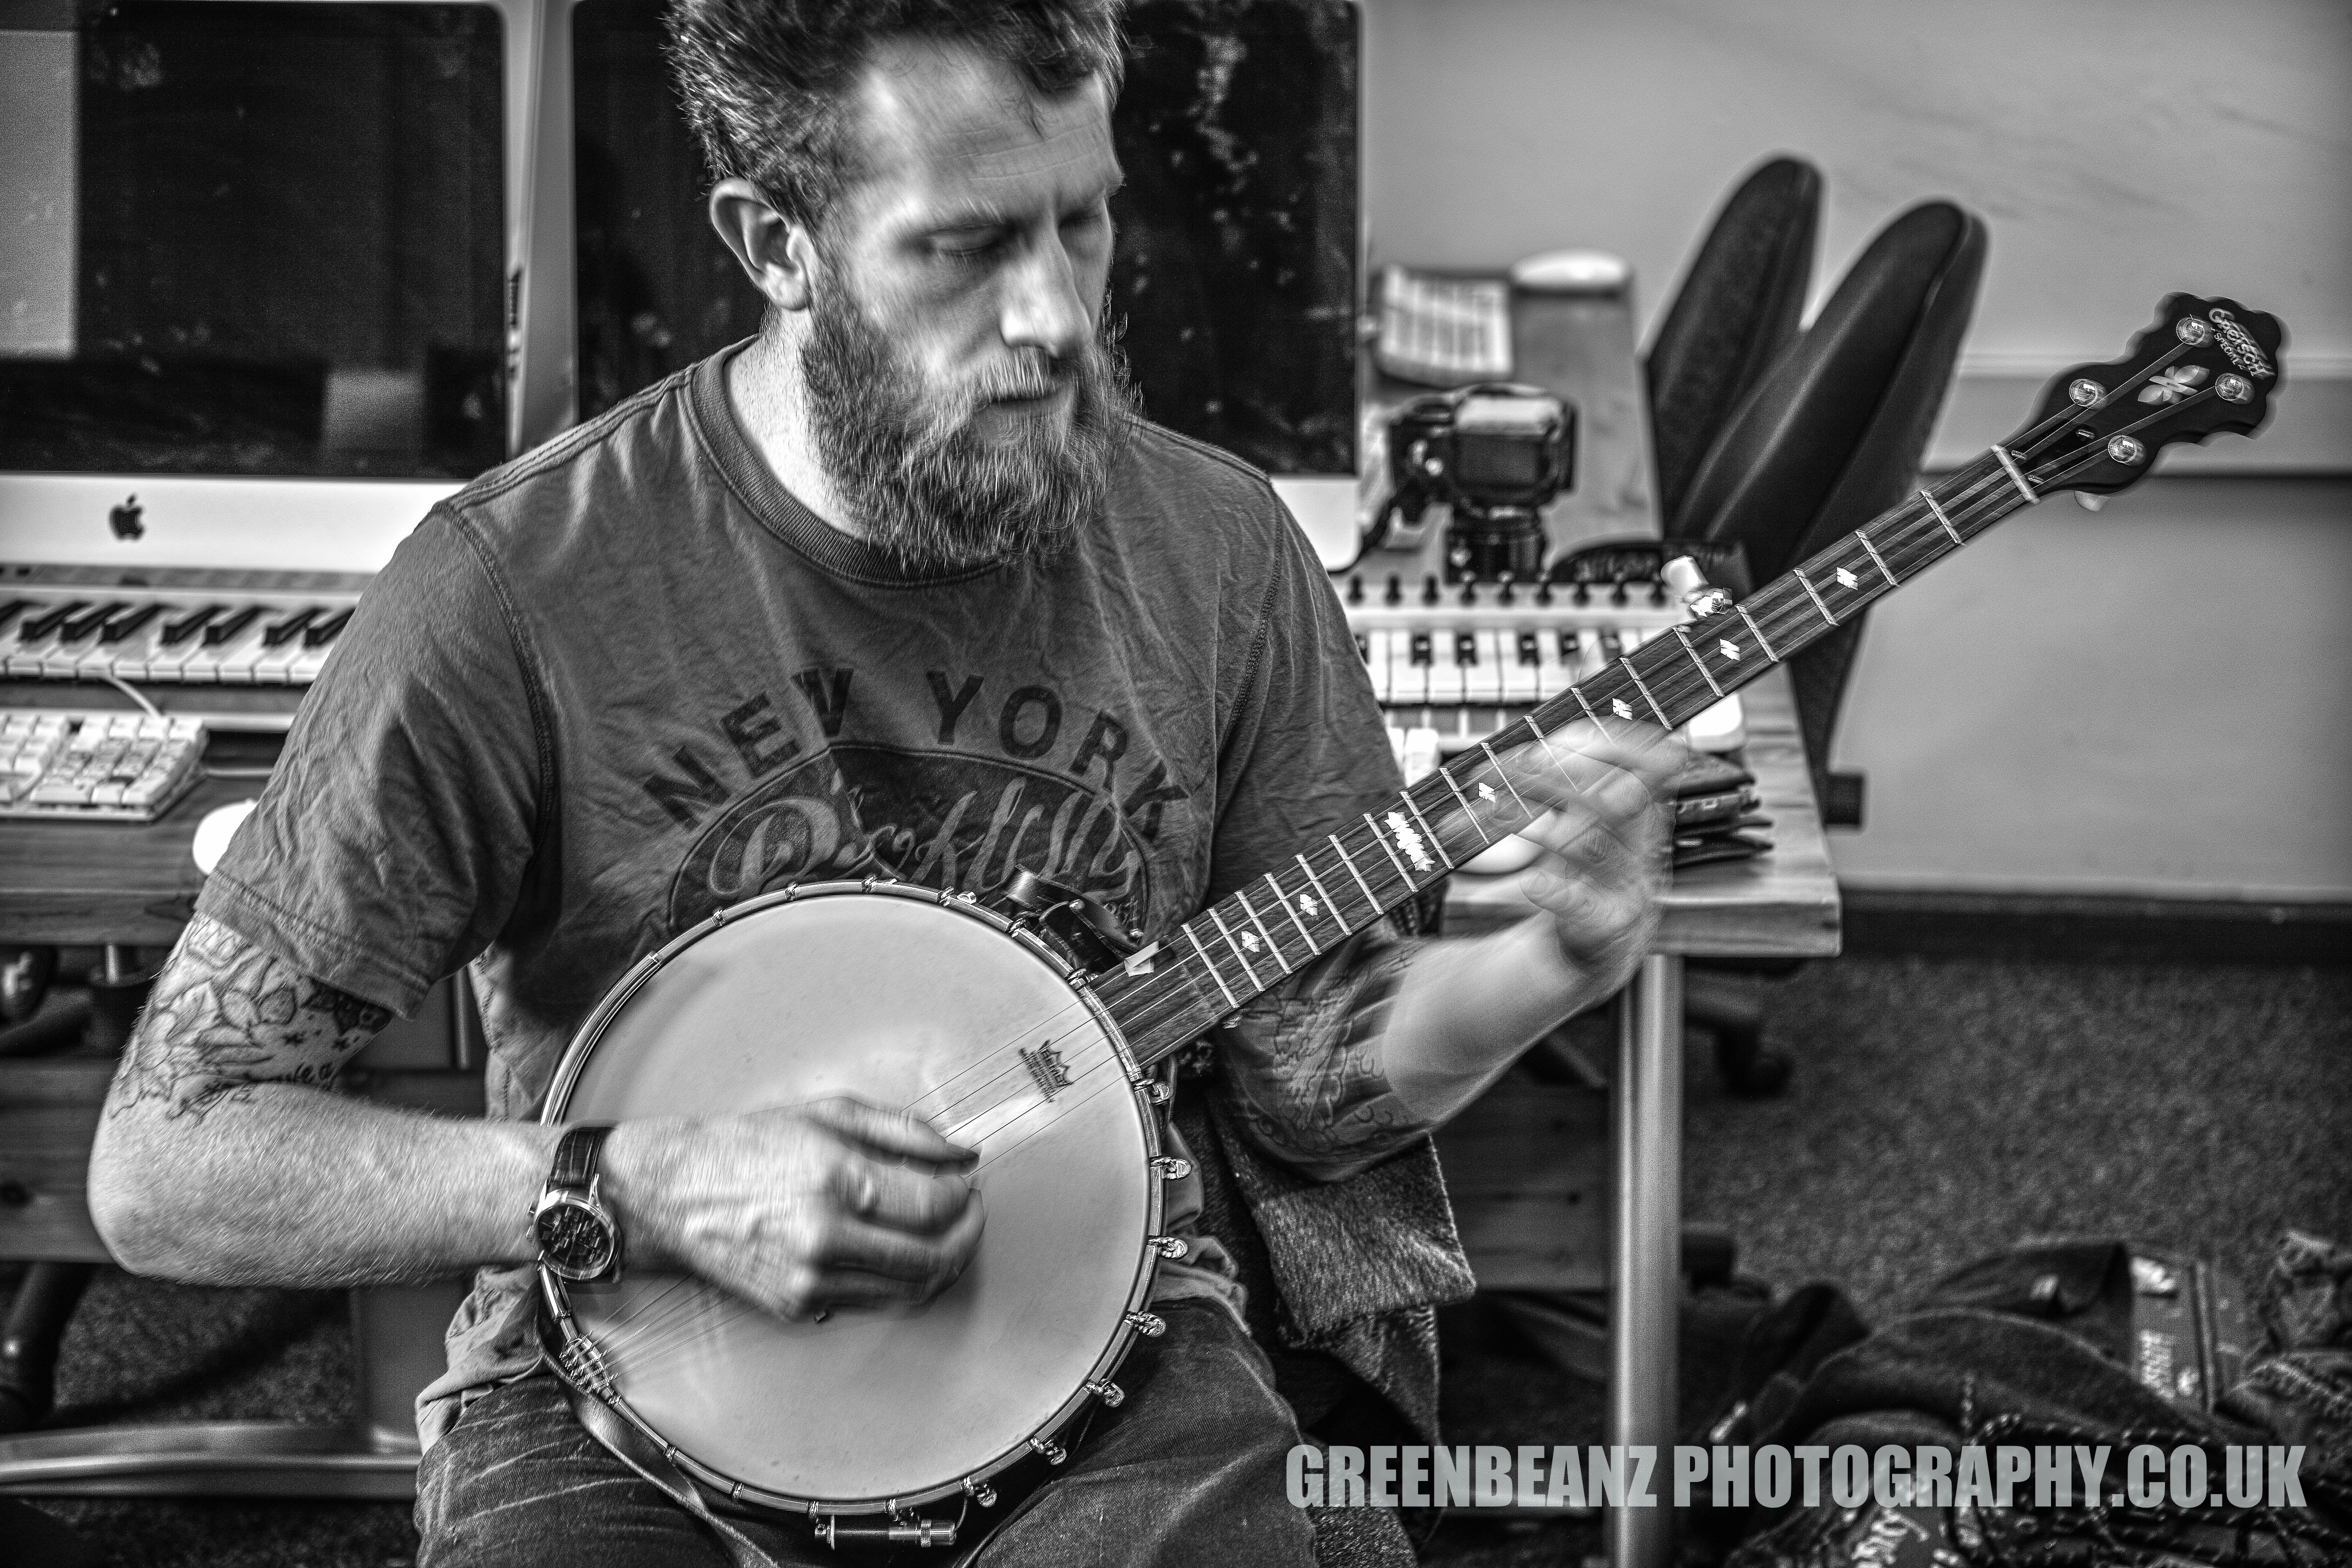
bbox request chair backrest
[1644,156,1824,533]
[1676,200,1988,798]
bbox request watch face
[537,1198,617,1278]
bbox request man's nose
[998,232,1091,361]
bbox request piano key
[204,622,275,684]
[0,600,36,635]
[162,604,226,647]
[100,604,164,644]
[1365,630,1392,702]
[203,606,264,647]
[304,608,354,648]
[1466,630,1504,702]
[1503,634,1539,702]
[262,607,322,648]
[59,601,132,642]
[1426,656,1466,705]
[18,601,90,642]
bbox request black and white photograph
[0,2,2345,1565]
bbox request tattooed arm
[90,916,983,1316]
[88,914,562,1286]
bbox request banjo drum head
[550,888,1156,1508]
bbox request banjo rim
[536,877,1169,1517]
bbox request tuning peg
[1420,574,1440,606]
[1345,575,1364,605]
[1384,573,1403,606]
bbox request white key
[1401,726,1442,786]
[1390,640,1428,706]
[1426,656,1465,706]
[1366,630,1394,702]
[198,622,272,684]
[1504,632,1540,702]
[1466,630,1504,702]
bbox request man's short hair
[666,0,1126,230]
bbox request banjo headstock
[2010,294,2285,498]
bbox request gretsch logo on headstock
[2208,308,2274,379]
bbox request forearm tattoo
[107,913,392,1124]
[1216,936,1428,1174]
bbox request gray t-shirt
[198,348,1406,1440]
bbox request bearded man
[85,2,1677,1564]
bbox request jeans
[415,1298,1319,1568]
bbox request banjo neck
[1092,292,2287,1064]
[1090,454,2025,1065]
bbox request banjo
[536,296,2284,1542]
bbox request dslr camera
[1376,382,1576,582]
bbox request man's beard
[798,280,1136,574]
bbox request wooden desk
[0,772,255,947]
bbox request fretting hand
[1503,719,1685,988]
[604,1098,983,1320]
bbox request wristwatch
[534,1124,622,1282]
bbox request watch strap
[550,1124,614,1192]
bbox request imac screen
[0,2,507,481]
[571,0,1356,476]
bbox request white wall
[1832,476,2352,900]
[1356,0,2352,898]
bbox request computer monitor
[555,0,1362,553]
[2,0,1362,572]
[0,0,522,572]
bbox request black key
[1453,630,1478,665]
[1409,630,1434,666]
[1516,631,1541,666]
[263,607,321,648]
[0,600,32,634]
[20,601,90,641]
[1557,630,1580,661]
[304,608,354,648]
[60,602,130,642]
[204,606,264,646]
[162,604,226,646]
[101,604,164,643]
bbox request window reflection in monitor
[0,0,510,570]
[567,0,1360,546]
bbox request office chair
[1673,198,1988,1092]
[1644,156,1824,534]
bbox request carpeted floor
[10,952,2350,1566]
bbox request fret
[1856,530,1900,586]
[1993,446,2040,504]
[1328,834,1380,916]
[1206,906,1264,990]
[1920,488,1966,547]
[1400,792,1456,868]
[1294,852,1341,935]
[1522,711,1570,774]
[1269,869,1320,956]
[1234,888,1291,976]
[1671,625,1725,698]
[1180,922,1240,1010]
[1476,741,1534,818]
[1620,657,1673,726]
[1436,764,1493,844]
[1364,811,1419,887]
[1792,568,1839,626]
[1734,604,1780,662]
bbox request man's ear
[709,178,818,312]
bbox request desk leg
[1610,952,1682,1568]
